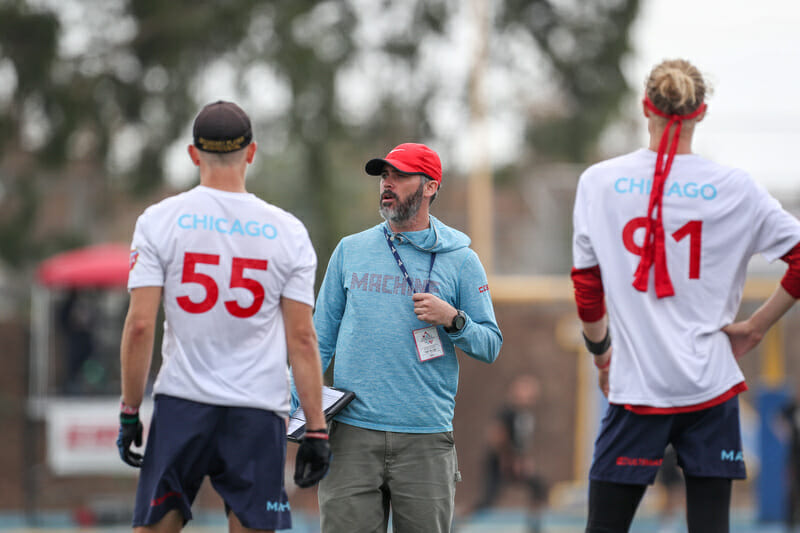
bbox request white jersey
[128,185,316,415]
[573,149,800,408]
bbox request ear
[426,179,440,197]
[245,142,257,163]
[187,145,201,166]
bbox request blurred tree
[0,0,448,269]
[0,0,638,273]
[498,0,640,162]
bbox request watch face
[454,313,466,330]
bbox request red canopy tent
[28,243,139,486]
[36,243,131,289]
[30,242,131,413]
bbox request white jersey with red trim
[128,185,316,415]
[573,149,800,408]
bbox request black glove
[117,411,143,467]
[294,428,331,488]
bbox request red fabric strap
[780,242,800,298]
[304,431,329,440]
[571,266,606,322]
[633,96,707,298]
[622,381,747,414]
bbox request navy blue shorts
[133,394,291,530]
[590,395,747,485]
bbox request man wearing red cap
[296,142,503,531]
[118,101,330,532]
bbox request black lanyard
[383,227,436,294]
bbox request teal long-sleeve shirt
[306,216,502,433]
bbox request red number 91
[622,218,702,279]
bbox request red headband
[632,96,707,298]
[642,96,707,122]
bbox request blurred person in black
[656,444,684,533]
[57,289,97,394]
[472,374,548,533]
[782,399,800,531]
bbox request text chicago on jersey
[614,178,718,200]
[177,214,278,239]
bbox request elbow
[487,345,502,364]
[125,315,155,341]
[288,327,319,357]
[491,332,504,363]
[480,333,503,364]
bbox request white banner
[46,397,153,476]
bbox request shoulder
[687,156,767,201]
[256,199,309,231]
[579,150,648,182]
[136,189,196,222]
[339,223,384,248]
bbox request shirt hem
[614,382,748,414]
[334,415,452,434]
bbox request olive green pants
[318,421,460,533]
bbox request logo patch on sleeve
[478,284,489,293]
[129,249,139,271]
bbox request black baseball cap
[192,101,253,153]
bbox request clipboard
[287,386,355,442]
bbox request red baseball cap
[365,143,442,184]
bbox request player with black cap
[118,101,331,532]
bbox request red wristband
[594,355,611,370]
[304,430,329,440]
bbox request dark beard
[379,181,425,224]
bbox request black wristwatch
[444,310,466,333]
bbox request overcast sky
[626,0,800,196]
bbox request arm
[437,252,502,363]
[312,244,347,376]
[120,286,162,408]
[282,297,326,430]
[283,297,332,488]
[118,286,161,467]
[572,266,611,396]
[723,243,800,357]
[723,286,795,358]
[289,244,345,411]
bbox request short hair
[645,59,711,116]
[197,148,248,167]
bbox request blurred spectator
[781,400,800,531]
[656,444,684,533]
[472,374,548,533]
[57,289,97,395]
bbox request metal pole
[26,284,50,525]
[467,0,494,274]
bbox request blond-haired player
[572,59,800,532]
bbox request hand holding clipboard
[287,386,355,442]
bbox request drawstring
[633,96,707,298]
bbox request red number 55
[176,252,268,318]
[622,218,702,279]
